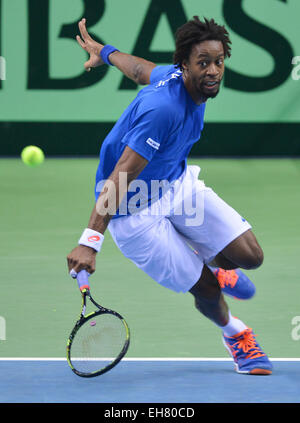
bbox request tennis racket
[66,270,130,378]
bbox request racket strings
[70,313,128,374]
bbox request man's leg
[189,265,229,326]
[205,229,261,300]
[211,229,264,270]
[189,264,272,375]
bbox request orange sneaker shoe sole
[249,368,272,375]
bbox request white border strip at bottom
[0,357,299,361]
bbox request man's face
[182,40,225,101]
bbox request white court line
[0,357,299,361]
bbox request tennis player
[67,17,272,375]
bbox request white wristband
[78,228,104,252]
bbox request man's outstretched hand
[76,18,104,71]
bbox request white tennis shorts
[108,165,251,293]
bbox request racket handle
[77,270,90,292]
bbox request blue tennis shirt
[95,64,206,217]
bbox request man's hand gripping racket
[67,269,130,378]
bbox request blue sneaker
[212,268,256,300]
[223,327,273,375]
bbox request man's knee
[242,241,264,270]
[221,230,264,270]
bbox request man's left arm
[77,18,156,85]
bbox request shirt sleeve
[121,100,174,162]
[150,65,178,85]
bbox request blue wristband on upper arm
[100,45,120,66]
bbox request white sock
[220,311,248,337]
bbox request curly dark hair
[173,16,232,70]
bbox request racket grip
[77,270,90,291]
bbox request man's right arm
[67,146,149,275]
[77,18,156,85]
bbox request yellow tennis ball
[21,146,45,167]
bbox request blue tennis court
[1,359,299,403]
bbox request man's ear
[182,59,189,75]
